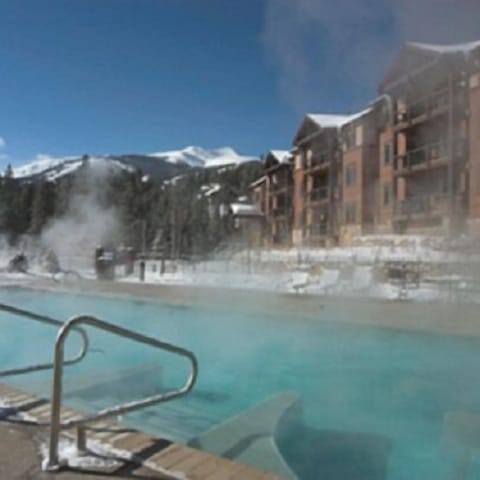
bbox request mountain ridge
[12,146,259,182]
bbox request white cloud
[0,137,5,149]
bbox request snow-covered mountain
[13,155,134,182]
[12,147,258,182]
[149,146,257,168]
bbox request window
[384,143,393,165]
[344,126,355,150]
[345,163,357,187]
[383,183,391,206]
[345,203,356,224]
[355,125,363,146]
[295,153,303,170]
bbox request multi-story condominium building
[380,41,480,236]
[338,104,390,243]
[251,150,293,245]
[252,40,480,246]
[290,106,390,246]
[291,114,345,246]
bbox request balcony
[395,89,449,127]
[304,224,329,239]
[394,141,448,173]
[270,182,292,194]
[271,203,291,218]
[394,193,452,218]
[307,186,329,204]
[305,151,335,171]
[272,208,290,217]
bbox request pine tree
[29,181,55,235]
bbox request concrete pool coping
[0,383,281,479]
[9,277,480,340]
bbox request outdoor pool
[0,287,479,479]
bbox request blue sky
[1,0,480,167]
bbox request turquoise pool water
[0,287,479,479]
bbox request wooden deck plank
[147,444,183,462]
[153,445,195,469]
[204,462,245,480]
[0,383,281,479]
[168,449,211,473]
[189,457,226,477]
[111,432,155,453]
[4,393,33,405]
[230,465,270,480]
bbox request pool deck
[0,383,281,479]
[22,277,480,339]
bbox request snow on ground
[39,437,123,472]
[116,236,480,303]
[1,235,479,303]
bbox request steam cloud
[262,0,480,113]
[41,157,120,268]
[0,136,7,161]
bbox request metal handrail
[396,88,449,124]
[395,140,448,171]
[0,303,89,377]
[46,314,198,471]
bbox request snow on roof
[250,175,267,188]
[200,183,221,197]
[307,108,372,130]
[407,40,480,56]
[229,203,263,217]
[269,150,292,164]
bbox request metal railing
[394,193,451,217]
[46,315,198,471]
[0,304,198,472]
[394,141,448,171]
[308,187,329,203]
[395,88,449,124]
[0,303,89,377]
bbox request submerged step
[190,391,302,479]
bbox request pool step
[190,392,301,479]
[0,382,281,479]
[130,402,218,441]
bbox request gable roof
[308,108,372,130]
[269,150,292,164]
[380,40,480,92]
[408,40,480,56]
[230,203,263,217]
[293,108,372,146]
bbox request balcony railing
[305,224,329,237]
[308,186,329,203]
[394,193,452,217]
[305,152,331,169]
[270,182,292,193]
[394,141,448,171]
[272,205,291,217]
[395,89,449,125]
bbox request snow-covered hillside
[149,146,257,168]
[12,155,133,181]
[12,146,258,182]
